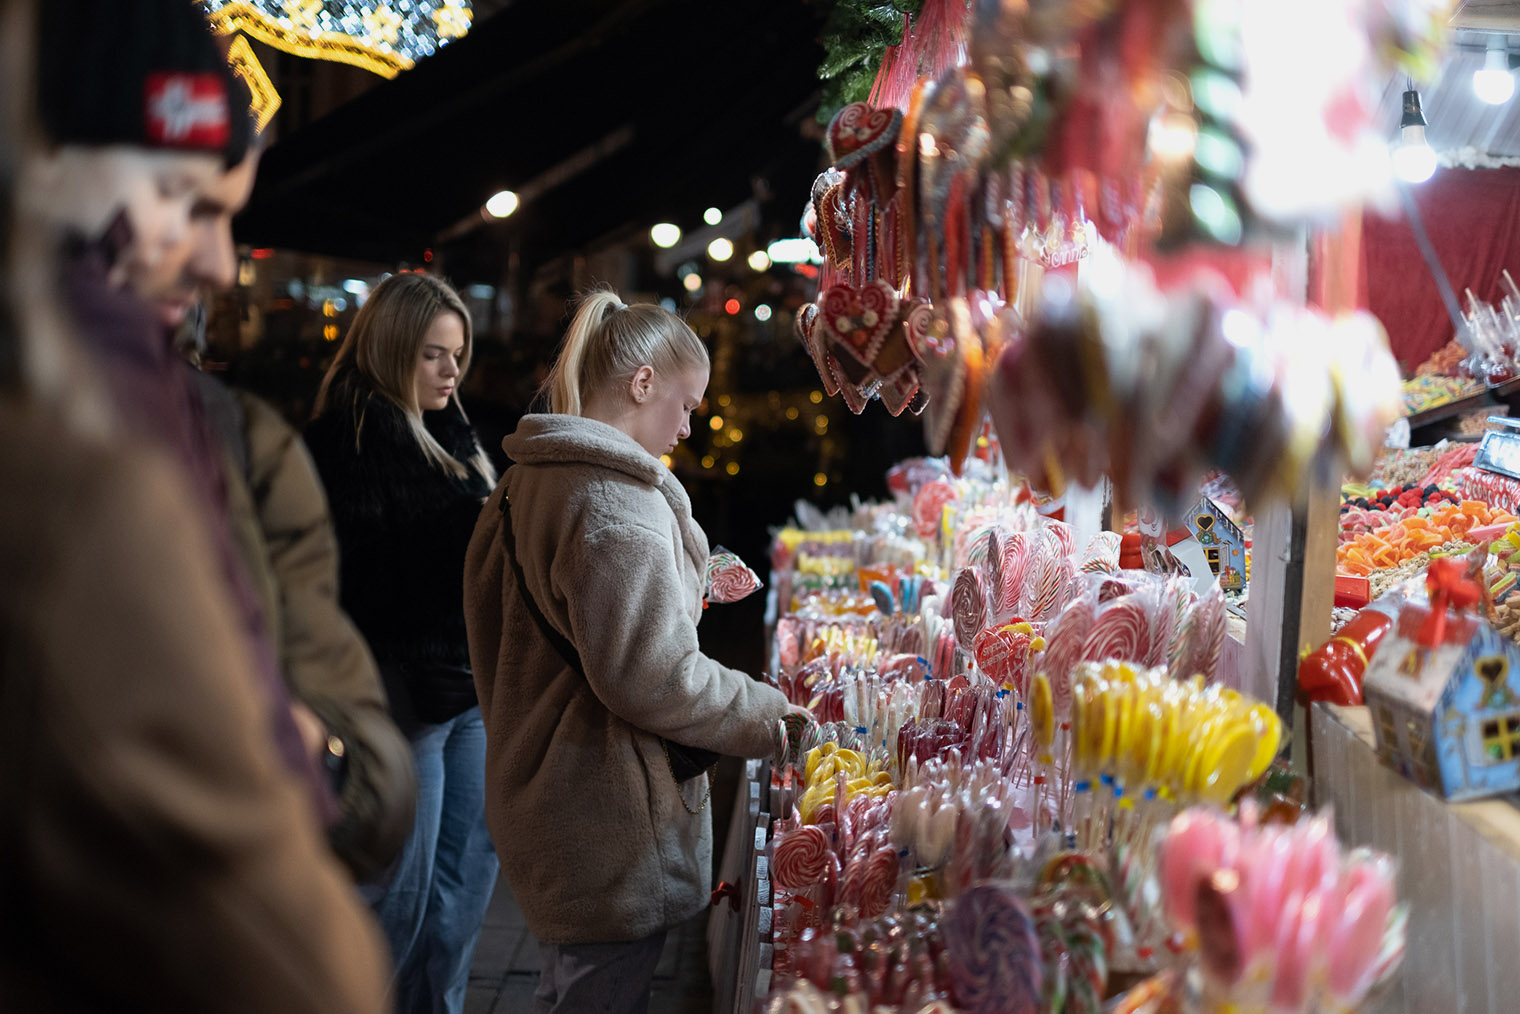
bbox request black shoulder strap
[498,491,586,676]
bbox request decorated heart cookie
[819,281,900,380]
[879,368,921,417]
[827,103,902,169]
[919,301,964,455]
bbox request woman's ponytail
[541,287,706,416]
[546,289,623,416]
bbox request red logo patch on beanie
[144,72,229,150]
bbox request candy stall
[700,0,1520,1010]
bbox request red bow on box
[1418,558,1483,648]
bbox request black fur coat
[305,369,492,729]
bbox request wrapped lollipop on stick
[705,546,764,604]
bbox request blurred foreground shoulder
[0,400,390,1014]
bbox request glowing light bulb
[754,304,773,322]
[1475,45,1515,105]
[682,273,702,292]
[485,190,519,218]
[708,237,734,261]
[1393,88,1437,185]
[748,250,771,271]
[651,223,682,248]
[704,207,722,225]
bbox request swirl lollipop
[1079,531,1123,573]
[1081,595,1151,664]
[1023,548,1070,623]
[998,531,1030,615]
[774,824,832,890]
[1042,519,1076,556]
[1187,581,1228,681]
[943,884,1043,1014]
[952,568,990,650]
[1042,598,1093,715]
[857,845,900,918]
[706,547,763,603]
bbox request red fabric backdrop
[1362,167,1520,372]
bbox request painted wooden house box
[1185,497,1247,594]
[1362,602,1520,800]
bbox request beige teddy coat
[463,414,789,945]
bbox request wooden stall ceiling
[1312,704,1520,1014]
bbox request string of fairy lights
[202,0,473,79]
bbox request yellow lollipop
[1031,672,1056,756]
[1156,679,1195,798]
[1244,702,1284,780]
[1194,724,1259,806]
[1070,677,1091,778]
[1120,677,1154,788]
[1182,710,1221,801]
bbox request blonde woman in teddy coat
[463,290,802,1014]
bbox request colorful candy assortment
[1337,501,1515,576]
[754,454,1401,1014]
[1400,374,1481,416]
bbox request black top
[305,368,491,728]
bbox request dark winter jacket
[305,369,492,731]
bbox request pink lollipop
[951,568,990,651]
[1270,890,1313,1011]
[1081,596,1150,663]
[1159,809,1231,931]
[1327,868,1396,1002]
[774,824,832,889]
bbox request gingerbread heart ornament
[827,103,902,169]
[918,302,964,455]
[878,368,921,417]
[819,281,900,385]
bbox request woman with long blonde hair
[464,289,805,1013]
[306,271,498,1014]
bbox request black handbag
[497,493,719,785]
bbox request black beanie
[36,0,253,167]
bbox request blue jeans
[370,706,498,1014]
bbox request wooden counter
[1310,703,1520,1013]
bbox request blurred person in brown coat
[18,0,332,810]
[0,0,389,1010]
[157,121,417,882]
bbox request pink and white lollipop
[1081,595,1151,664]
[774,824,832,890]
[706,547,763,604]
